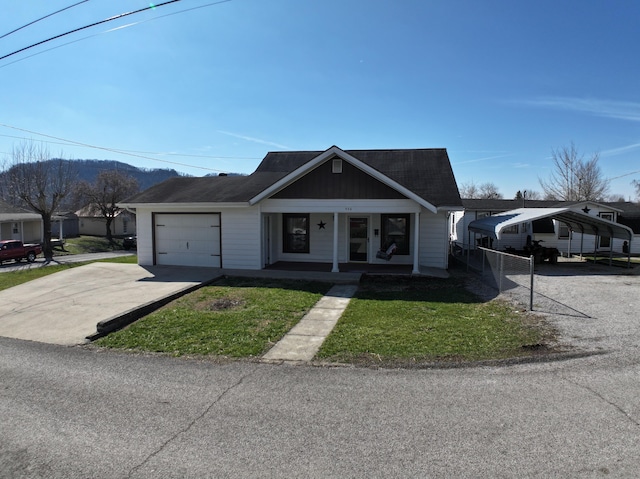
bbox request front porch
[265,261,449,278]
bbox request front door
[349,217,368,262]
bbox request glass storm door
[349,217,368,262]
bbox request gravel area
[463,259,640,357]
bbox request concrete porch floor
[257,261,449,280]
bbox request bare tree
[633,179,640,202]
[539,143,609,201]
[75,170,139,242]
[459,181,502,199]
[4,141,76,261]
[478,182,503,199]
[459,181,478,199]
[515,190,542,202]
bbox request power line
[0,0,91,39]
[0,123,232,172]
[0,133,260,161]
[0,0,234,69]
[608,170,640,181]
[0,0,182,62]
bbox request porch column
[412,211,420,274]
[332,212,339,272]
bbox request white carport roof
[468,207,634,242]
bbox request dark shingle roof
[0,199,38,216]
[122,175,282,204]
[461,198,566,210]
[123,148,463,208]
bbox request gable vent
[332,158,343,173]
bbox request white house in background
[76,205,136,237]
[118,146,464,274]
[451,198,640,255]
[0,200,42,242]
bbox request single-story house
[119,146,463,274]
[76,205,136,237]
[0,200,43,243]
[51,211,80,238]
[451,198,639,255]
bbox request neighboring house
[76,205,137,237]
[0,200,42,243]
[51,211,79,238]
[119,146,463,273]
[451,198,639,255]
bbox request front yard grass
[57,236,125,255]
[317,275,554,365]
[95,277,330,357]
[95,275,556,365]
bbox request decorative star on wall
[317,220,326,230]
[582,206,591,214]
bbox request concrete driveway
[0,263,221,346]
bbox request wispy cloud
[216,130,290,150]
[600,142,640,157]
[517,97,640,122]
[453,154,511,166]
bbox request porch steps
[261,284,358,363]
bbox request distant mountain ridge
[70,159,184,190]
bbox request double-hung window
[380,214,410,255]
[283,214,309,253]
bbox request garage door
[154,213,221,267]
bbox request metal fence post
[529,255,534,311]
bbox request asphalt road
[2,261,640,478]
[1,337,639,478]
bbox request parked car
[122,235,137,250]
[0,240,42,264]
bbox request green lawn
[316,276,553,365]
[95,275,556,364]
[95,277,330,357]
[56,236,126,255]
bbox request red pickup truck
[0,240,42,264]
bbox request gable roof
[120,146,463,210]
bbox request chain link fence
[450,242,534,310]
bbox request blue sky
[2,0,639,199]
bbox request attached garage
[153,213,221,267]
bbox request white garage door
[154,213,221,267]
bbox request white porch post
[412,211,420,274]
[332,212,339,272]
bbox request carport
[468,207,634,267]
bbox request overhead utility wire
[0,0,90,39]
[0,0,182,62]
[0,0,234,70]
[0,123,224,172]
[0,133,260,161]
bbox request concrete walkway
[261,284,359,363]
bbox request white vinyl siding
[419,210,449,269]
[220,208,262,269]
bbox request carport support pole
[529,255,534,311]
[332,212,339,272]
